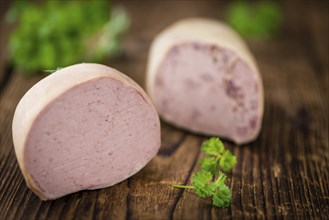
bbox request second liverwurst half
[146,18,264,144]
[12,63,161,200]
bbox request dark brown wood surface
[0,1,328,219]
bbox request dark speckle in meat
[249,116,258,129]
[224,79,240,99]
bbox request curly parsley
[6,1,129,74]
[201,137,237,174]
[226,1,282,39]
[172,137,236,208]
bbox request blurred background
[0,0,324,74]
[1,0,327,123]
[0,0,327,86]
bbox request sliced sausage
[12,63,161,200]
[147,18,264,144]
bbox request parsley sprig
[6,1,129,73]
[201,138,237,174]
[172,137,236,208]
[226,1,282,39]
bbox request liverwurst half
[146,18,264,144]
[12,63,161,200]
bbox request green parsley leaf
[200,157,219,175]
[192,170,216,198]
[226,1,282,39]
[201,137,236,172]
[201,137,224,156]
[219,150,237,172]
[213,184,231,208]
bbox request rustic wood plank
[306,2,329,121]
[0,1,328,219]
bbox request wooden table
[0,1,328,219]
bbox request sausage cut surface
[147,18,264,144]
[13,64,161,200]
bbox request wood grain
[0,1,328,219]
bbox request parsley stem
[43,67,63,74]
[171,184,194,189]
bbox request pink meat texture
[12,63,161,200]
[146,18,264,144]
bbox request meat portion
[147,18,264,144]
[12,64,161,200]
